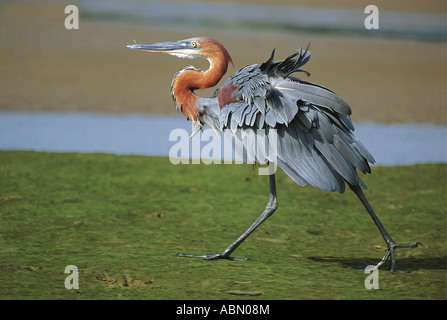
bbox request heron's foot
[177,252,250,261]
[375,241,422,272]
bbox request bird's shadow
[307,255,446,272]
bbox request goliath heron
[128,37,420,271]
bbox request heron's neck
[171,55,228,122]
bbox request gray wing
[219,49,375,193]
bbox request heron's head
[127,37,233,66]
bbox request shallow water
[0,111,445,165]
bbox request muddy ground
[0,1,445,124]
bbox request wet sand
[0,1,445,124]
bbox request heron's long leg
[349,184,421,272]
[177,170,278,261]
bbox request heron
[127,37,420,271]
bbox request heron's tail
[260,44,311,78]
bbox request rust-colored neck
[171,51,229,122]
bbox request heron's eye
[191,41,198,48]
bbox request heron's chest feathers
[172,89,199,121]
[218,84,240,109]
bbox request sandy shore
[0,1,445,124]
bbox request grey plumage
[208,48,375,193]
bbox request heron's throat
[171,57,228,122]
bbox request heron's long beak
[127,40,188,52]
[127,40,200,59]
